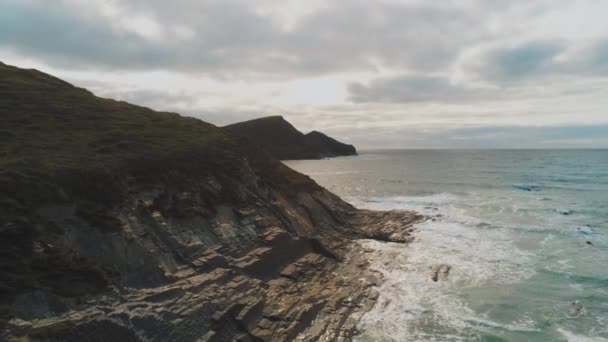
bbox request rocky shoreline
[3,209,421,342]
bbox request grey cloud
[283,2,482,73]
[0,1,173,71]
[0,0,485,77]
[471,39,608,84]
[348,75,490,103]
[569,39,608,75]
[349,39,608,104]
[476,41,565,82]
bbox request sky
[1,0,608,148]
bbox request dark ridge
[304,130,357,157]
[223,116,357,160]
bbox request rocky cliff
[224,116,357,160]
[0,62,419,341]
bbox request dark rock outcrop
[0,62,418,341]
[224,116,357,160]
[430,264,452,282]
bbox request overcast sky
[2,0,608,148]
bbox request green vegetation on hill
[0,62,314,208]
[1,61,222,202]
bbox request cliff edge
[0,62,418,341]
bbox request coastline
[297,209,422,340]
[3,207,422,341]
[1,62,427,341]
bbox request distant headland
[224,116,357,160]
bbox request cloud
[467,39,608,84]
[0,0,485,77]
[0,1,173,70]
[348,38,608,104]
[348,75,492,103]
[563,39,608,75]
[473,41,565,82]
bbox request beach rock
[431,264,452,282]
[567,301,587,318]
[513,183,541,192]
[576,225,594,235]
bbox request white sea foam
[557,328,608,342]
[348,192,458,211]
[354,193,536,341]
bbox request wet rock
[567,301,587,318]
[431,264,452,282]
[576,225,594,235]
[513,183,541,192]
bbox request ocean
[284,150,608,341]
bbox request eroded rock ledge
[3,205,420,342]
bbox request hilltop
[305,130,357,157]
[224,116,357,160]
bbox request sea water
[284,150,608,341]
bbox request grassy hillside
[0,62,315,209]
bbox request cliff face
[0,62,418,341]
[224,116,357,160]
